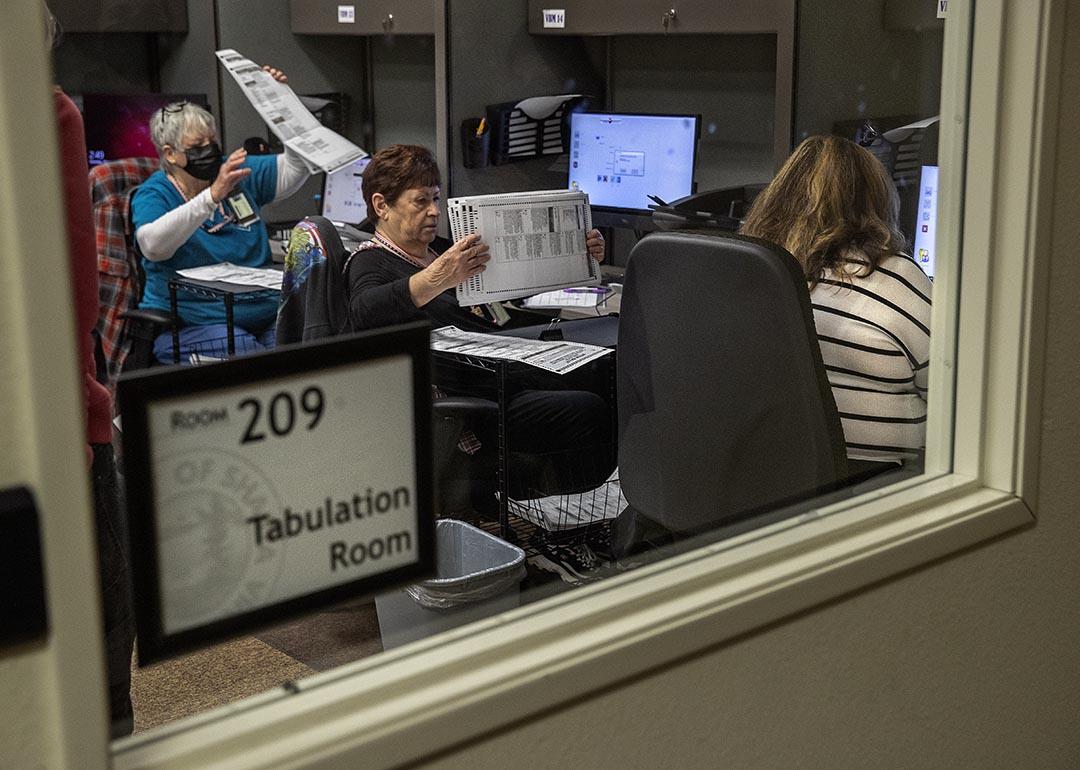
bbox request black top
[346,245,495,333]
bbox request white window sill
[115,472,1031,769]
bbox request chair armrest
[119,308,177,328]
[432,397,499,420]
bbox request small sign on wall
[937,0,948,18]
[118,323,434,664]
[542,9,566,29]
[338,4,355,23]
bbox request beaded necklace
[370,231,437,269]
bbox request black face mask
[182,142,223,181]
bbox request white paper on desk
[523,289,608,309]
[448,189,600,306]
[430,326,611,376]
[215,49,367,174]
[176,262,283,290]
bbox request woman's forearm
[273,146,311,202]
[134,189,216,262]
[408,271,445,307]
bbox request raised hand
[262,65,288,84]
[586,228,606,263]
[409,234,491,307]
[427,233,491,290]
[210,148,252,203]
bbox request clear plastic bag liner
[404,519,526,610]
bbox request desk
[167,275,281,364]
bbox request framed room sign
[117,322,433,664]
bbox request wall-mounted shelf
[50,0,188,33]
[290,0,434,35]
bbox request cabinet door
[291,0,434,35]
[527,0,785,35]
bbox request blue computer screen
[567,112,699,212]
[912,164,938,279]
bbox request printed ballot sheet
[448,189,601,306]
[430,326,611,376]
[176,262,283,290]
[215,49,366,174]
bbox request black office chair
[276,216,500,515]
[91,157,176,381]
[614,230,848,552]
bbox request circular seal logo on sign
[156,448,285,632]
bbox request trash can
[376,519,526,649]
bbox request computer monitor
[912,164,938,280]
[320,155,371,227]
[567,112,699,213]
[81,93,210,167]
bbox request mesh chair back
[90,157,160,382]
[617,231,847,533]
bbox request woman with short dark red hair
[349,146,614,575]
[349,143,606,330]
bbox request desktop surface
[568,112,698,213]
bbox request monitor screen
[567,112,699,212]
[320,155,372,227]
[912,164,938,280]
[81,93,210,167]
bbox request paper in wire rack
[448,189,601,306]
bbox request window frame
[112,0,1062,766]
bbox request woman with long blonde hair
[741,135,932,468]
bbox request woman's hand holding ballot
[586,229,606,263]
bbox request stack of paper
[430,326,611,376]
[176,263,283,290]
[448,189,601,306]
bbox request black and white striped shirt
[810,252,932,463]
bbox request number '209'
[238,387,325,444]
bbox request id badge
[226,190,260,226]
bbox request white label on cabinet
[338,4,356,23]
[936,0,948,18]
[542,9,566,29]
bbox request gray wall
[53,33,154,93]
[446,0,606,198]
[370,34,437,150]
[796,0,943,140]
[610,34,778,191]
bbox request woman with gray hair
[131,77,309,363]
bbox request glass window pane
[26,0,957,742]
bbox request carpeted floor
[131,636,315,733]
[129,517,578,732]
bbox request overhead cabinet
[527,0,789,35]
[290,0,435,35]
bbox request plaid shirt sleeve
[90,158,160,384]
